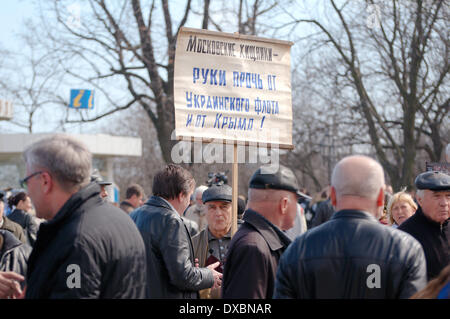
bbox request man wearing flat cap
[222,165,301,298]
[90,170,112,200]
[192,184,233,299]
[399,171,450,280]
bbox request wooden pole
[231,143,238,236]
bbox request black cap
[90,170,112,186]
[415,171,450,191]
[249,165,311,199]
[202,184,232,203]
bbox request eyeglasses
[20,171,44,189]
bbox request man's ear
[376,188,384,207]
[416,192,423,206]
[177,192,185,204]
[280,196,289,215]
[330,186,337,206]
[40,171,53,195]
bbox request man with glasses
[22,134,147,299]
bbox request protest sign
[174,27,293,149]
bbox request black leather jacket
[26,182,147,299]
[131,196,214,298]
[274,210,427,299]
[0,229,32,277]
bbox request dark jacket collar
[146,195,174,211]
[120,200,134,208]
[331,209,379,223]
[43,182,101,228]
[10,209,25,216]
[243,209,291,251]
[415,206,448,229]
[145,196,182,218]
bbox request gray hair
[23,135,92,192]
[446,143,450,162]
[194,185,208,198]
[331,155,385,200]
[416,189,424,199]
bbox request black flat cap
[202,184,232,203]
[90,173,112,186]
[415,171,450,191]
[249,165,311,199]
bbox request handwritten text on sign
[174,28,293,148]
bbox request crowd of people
[0,135,449,299]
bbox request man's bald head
[331,155,385,200]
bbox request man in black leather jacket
[131,164,222,298]
[274,155,427,299]
[23,135,147,299]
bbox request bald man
[274,155,427,299]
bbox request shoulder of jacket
[232,227,267,249]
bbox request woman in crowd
[387,191,417,228]
[7,192,41,247]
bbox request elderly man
[398,171,450,280]
[22,135,147,298]
[192,184,233,299]
[184,185,208,231]
[222,165,300,299]
[120,183,145,214]
[274,155,427,299]
[131,164,222,299]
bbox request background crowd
[0,136,449,299]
